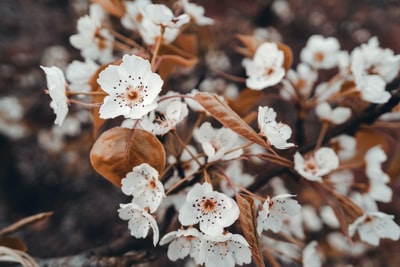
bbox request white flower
[354,74,391,104]
[300,35,340,69]
[167,145,204,179]
[364,145,389,183]
[294,147,339,182]
[138,4,190,45]
[351,37,400,83]
[258,106,295,149]
[194,122,243,162]
[257,194,301,234]
[286,63,318,98]
[97,54,163,119]
[242,42,285,90]
[368,179,392,203]
[180,0,214,26]
[327,170,354,195]
[69,4,114,64]
[197,232,252,267]
[220,160,254,197]
[320,205,339,228]
[302,241,322,267]
[121,0,151,31]
[0,96,28,140]
[40,66,69,126]
[348,212,400,246]
[66,58,99,92]
[315,102,352,124]
[329,134,356,161]
[178,182,240,236]
[118,202,159,246]
[350,192,378,212]
[121,163,165,213]
[159,228,203,262]
[140,92,189,135]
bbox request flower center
[305,157,318,174]
[148,179,157,189]
[202,199,216,212]
[314,52,324,62]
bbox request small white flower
[315,102,352,124]
[348,212,400,246]
[354,74,391,104]
[257,194,301,234]
[320,205,339,228]
[327,170,354,195]
[194,122,243,162]
[242,42,285,90]
[180,0,214,26]
[97,54,163,119]
[140,92,189,135]
[40,66,69,126]
[329,134,356,161]
[220,160,254,197]
[258,106,295,149]
[121,0,151,31]
[138,4,190,45]
[178,182,240,236]
[66,58,99,92]
[300,35,340,69]
[69,4,114,64]
[286,63,318,98]
[118,202,160,246]
[350,192,378,212]
[167,145,204,179]
[302,241,322,267]
[197,232,252,267]
[294,147,339,182]
[159,228,203,262]
[364,145,389,183]
[121,163,165,213]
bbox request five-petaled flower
[294,147,339,182]
[97,54,163,119]
[178,182,240,236]
[348,211,400,246]
[300,35,340,69]
[242,42,286,90]
[257,194,301,234]
[121,163,165,213]
[258,106,295,149]
[118,202,160,246]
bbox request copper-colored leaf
[91,0,126,17]
[194,92,266,147]
[174,33,198,56]
[236,193,265,267]
[277,42,293,72]
[0,212,53,237]
[157,54,198,80]
[0,237,27,252]
[235,34,262,57]
[228,88,262,118]
[90,127,166,187]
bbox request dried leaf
[194,92,266,147]
[228,88,262,117]
[0,237,27,252]
[174,33,198,56]
[90,127,166,187]
[0,212,53,237]
[235,34,262,57]
[236,193,265,267]
[277,42,293,72]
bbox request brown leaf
[236,193,265,267]
[90,127,166,187]
[91,0,126,17]
[0,236,27,252]
[235,34,262,57]
[194,92,266,147]
[0,212,53,237]
[277,42,293,72]
[228,88,262,118]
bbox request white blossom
[258,106,295,149]
[286,63,318,98]
[315,102,351,124]
[40,66,69,126]
[97,54,163,119]
[197,232,252,267]
[121,0,151,31]
[121,163,165,213]
[69,4,114,63]
[178,182,240,236]
[257,194,301,234]
[300,35,340,69]
[294,147,339,182]
[329,134,356,161]
[180,0,214,26]
[220,160,254,197]
[242,42,285,90]
[194,122,243,162]
[66,58,99,92]
[302,241,322,267]
[160,228,203,262]
[349,212,400,246]
[118,202,159,246]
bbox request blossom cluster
[39,0,400,266]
